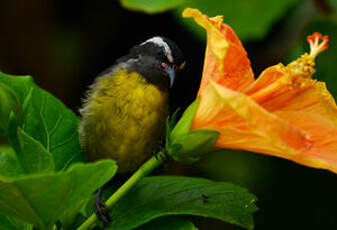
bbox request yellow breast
[79,69,168,173]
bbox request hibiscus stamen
[307,33,329,58]
[286,32,329,80]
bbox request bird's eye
[161,62,168,69]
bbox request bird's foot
[154,144,170,161]
[94,188,111,225]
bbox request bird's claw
[154,144,170,161]
[95,189,111,224]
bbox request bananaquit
[79,37,185,173]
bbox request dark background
[0,0,336,229]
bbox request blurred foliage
[174,0,303,41]
[195,149,270,190]
[120,0,185,14]
[120,0,303,41]
[328,0,337,12]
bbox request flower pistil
[250,33,329,102]
[287,32,329,79]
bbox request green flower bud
[167,99,220,163]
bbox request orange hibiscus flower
[183,8,337,174]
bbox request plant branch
[76,152,166,230]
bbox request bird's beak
[179,61,186,71]
[166,66,176,88]
[166,62,185,88]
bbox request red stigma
[322,35,329,42]
[307,32,329,57]
[307,35,314,43]
[313,32,322,39]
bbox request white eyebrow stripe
[141,37,174,63]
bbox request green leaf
[0,82,22,136]
[0,160,117,230]
[107,176,258,230]
[16,128,54,174]
[0,146,23,177]
[135,216,198,230]
[175,0,302,41]
[170,99,199,140]
[0,215,33,230]
[0,72,34,104]
[21,86,83,171]
[7,112,21,155]
[120,0,185,14]
[61,213,87,230]
[0,72,84,171]
[61,200,89,230]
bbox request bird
[78,36,185,174]
[78,37,184,223]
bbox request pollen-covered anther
[286,33,328,79]
[287,53,316,79]
[307,32,329,58]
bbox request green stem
[77,152,165,230]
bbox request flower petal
[183,8,255,94]
[191,81,312,157]
[275,111,337,173]
[247,64,337,125]
[244,64,286,95]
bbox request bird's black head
[116,36,185,91]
